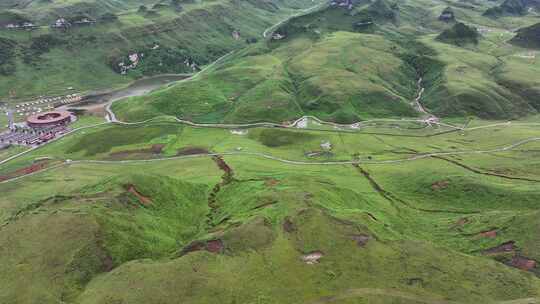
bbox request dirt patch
[265,178,279,187]
[206,239,224,253]
[176,146,209,156]
[213,156,233,177]
[351,234,371,247]
[483,241,516,255]
[0,160,50,182]
[406,278,424,287]
[180,239,224,256]
[206,156,235,228]
[451,217,469,229]
[125,184,152,206]
[301,251,324,264]
[510,256,537,271]
[478,229,497,238]
[431,180,449,191]
[283,217,296,233]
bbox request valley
[1,0,540,303]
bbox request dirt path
[432,155,540,182]
[352,164,478,215]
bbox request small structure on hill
[51,18,70,28]
[272,33,285,40]
[5,22,38,29]
[331,0,354,10]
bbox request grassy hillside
[0,0,324,101]
[110,1,540,122]
[2,117,540,302]
[2,0,540,302]
[511,22,540,49]
[113,30,420,124]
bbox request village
[0,93,82,148]
[3,16,96,30]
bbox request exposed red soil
[206,239,224,253]
[478,230,498,238]
[283,217,296,233]
[180,239,224,256]
[483,241,516,255]
[351,234,371,247]
[213,155,233,177]
[0,160,50,182]
[181,241,206,255]
[206,156,235,228]
[126,184,152,206]
[431,180,449,191]
[510,256,537,271]
[265,178,279,187]
[452,217,469,229]
[176,146,209,156]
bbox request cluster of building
[4,17,95,30]
[330,0,354,10]
[51,17,96,29]
[13,94,81,117]
[0,111,74,146]
[4,22,38,30]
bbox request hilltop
[0,0,324,100]
[436,22,480,46]
[511,22,540,48]
[1,0,540,303]
[112,2,540,122]
[483,0,540,17]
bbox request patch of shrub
[255,129,315,147]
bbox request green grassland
[0,0,324,101]
[2,0,540,302]
[2,121,540,302]
[110,0,540,124]
[113,31,420,124]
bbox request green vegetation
[483,0,536,17]
[0,0,325,100]
[2,117,540,302]
[112,0,540,122]
[2,0,540,302]
[436,22,480,46]
[511,22,540,49]
[65,123,180,156]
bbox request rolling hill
[2,0,540,303]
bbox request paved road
[2,135,540,185]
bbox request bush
[255,129,315,147]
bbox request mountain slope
[0,0,324,100]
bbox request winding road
[1,2,540,184]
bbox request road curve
[2,136,540,185]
